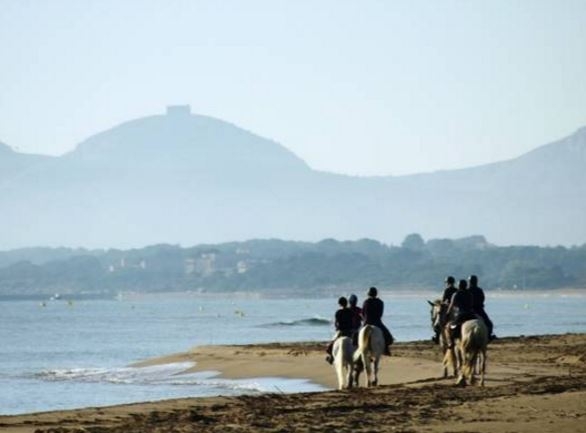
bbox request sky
[1,0,585,176]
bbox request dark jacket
[349,305,363,331]
[468,285,486,313]
[335,308,354,336]
[442,285,457,304]
[362,297,384,326]
[469,285,494,335]
[449,290,475,325]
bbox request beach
[1,333,585,433]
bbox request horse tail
[461,320,487,382]
[353,325,372,363]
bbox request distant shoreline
[2,287,585,302]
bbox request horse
[428,299,458,378]
[332,336,355,389]
[456,318,488,386]
[353,325,385,387]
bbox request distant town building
[237,260,248,274]
[196,253,216,276]
[184,258,196,275]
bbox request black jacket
[362,297,384,326]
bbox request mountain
[1,106,584,248]
[0,142,55,185]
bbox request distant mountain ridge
[0,141,55,185]
[1,106,584,248]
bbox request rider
[362,287,394,356]
[433,276,458,343]
[442,276,458,306]
[446,279,477,342]
[468,275,496,341]
[348,293,363,343]
[325,296,354,364]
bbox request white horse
[456,319,488,386]
[353,325,385,387]
[332,336,355,389]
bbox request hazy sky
[1,0,585,176]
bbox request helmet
[458,279,468,290]
[468,275,478,286]
[445,276,455,285]
[348,294,358,306]
[338,296,348,307]
[367,287,378,297]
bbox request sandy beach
[1,333,585,433]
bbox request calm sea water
[1,290,585,415]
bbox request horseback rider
[326,296,354,364]
[433,276,458,343]
[362,287,394,356]
[442,276,458,306]
[468,275,496,341]
[446,279,477,342]
[348,293,363,344]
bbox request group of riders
[438,275,496,345]
[325,286,394,364]
[325,275,496,364]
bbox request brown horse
[428,299,458,378]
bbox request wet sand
[1,333,585,432]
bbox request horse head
[428,299,443,334]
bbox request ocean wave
[32,362,197,385]
[29,363,325,394]
[258,317,331,327]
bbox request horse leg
[480,349,486,387]
[455,340,467,386]
[442,348,451,378]
[363,354,372,387]
[444,344,458,378]
[353,366,361,388]
[334,357,344,390]
[468,351,477,385]
[443,329,458,377]
[372,356,380,386]
[456,340,464,375]
[345,361,353,389]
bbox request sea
[1,290,585,415]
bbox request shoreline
[2,287,585,302]
[1,333,584,432]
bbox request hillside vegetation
[1,235,585,298]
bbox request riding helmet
[348,294,358,306]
